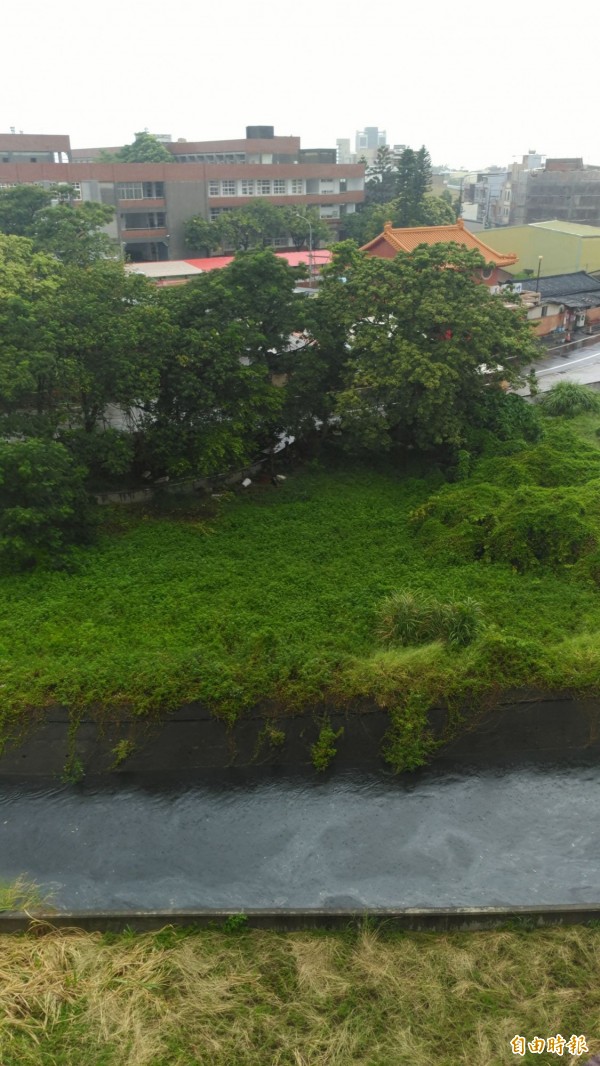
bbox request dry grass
[0,924,599,1064]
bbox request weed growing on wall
[311,721,344,771]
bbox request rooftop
[184,250,332,272]
[520,270,600,299]
[125,249,333,283]
[530,220,600,238]
[361,219,518,266]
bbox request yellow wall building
[478,220,600,277]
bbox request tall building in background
[336,138,353,164]
[0,126,365,261]
[354,127,386,165]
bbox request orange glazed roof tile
[361,218,518,267]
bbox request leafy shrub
[485,488,596,570]
[467,390,542,447]
[311,722,344,771]
[474,632,547,686]
[539,381,600,418]
[377,590,484,648]
[0,438,96,571]
[59,427,135,480]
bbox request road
[518,339,600,395]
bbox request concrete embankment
[2,691,600,777]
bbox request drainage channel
[1,763,599,915]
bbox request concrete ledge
[2,904,600,934]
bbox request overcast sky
[2,0,597,170]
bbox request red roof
[361,219,517,267]
[183,250,332,271]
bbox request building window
[122,212,165,229]
[320,180,335,193]
[257,180,271,195]
[70,183,82,200]
[117,182,144,200]
[208,181,220,196]
[221,180,236,196]
[273,179,286,194]
[319,205,340,219]
[241,180,255,196]
[291,179,304,194]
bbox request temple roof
[361,218,518,267]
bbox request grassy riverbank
[3,414,600,769]
[0,923,598,1065]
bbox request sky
[2,0,598,171]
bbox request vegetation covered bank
[3,411,600,775]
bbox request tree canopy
[140,250,305,476]
[185,203,330,255]
[305,241,539,453]
[0,232,543,566]
[31,201,117,266]
[110,132,174,163]
[0,184,53,237]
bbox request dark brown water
[1,764,599,911]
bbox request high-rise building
[354,127,386,165]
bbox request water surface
[1,764,599,910]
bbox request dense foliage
[185,202,330,254]
[0,185,117,262]
[102,131,174,163]
[4,224,587,768]
[3,417,600,770]
[0,438,95,571]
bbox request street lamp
[292,210,314,290]
[535,255,543,292]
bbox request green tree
[0,184,53,237]
[32,202,117,265]
[279,241,363,449]
[314,242,539,454]
[393,145,435,226]
[143,250,302,476]
[0,438,96,571]
[186,203,329,257]
[217,201,287,251]
[284,206,330,251]
[365,144,397,205]
[184,215,223,256]
[413,146,433,203]
[0,234,64,434]
[419,195,457,226]
[46,261,165,433]
[114,132,173,163]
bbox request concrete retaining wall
[2,691,600,778]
